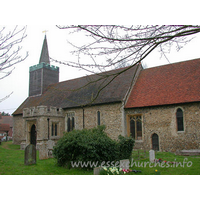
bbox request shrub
[117,135,135,160]
[53,126,118,167]
[53,126,135,168]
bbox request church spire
[39,35,50,64]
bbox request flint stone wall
[64,103,125,140]
[13,115,24,145]
[125,102,200,152]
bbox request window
[72,117,75,130]
[52,123,58,136]
[66,112,75,132]
[152,133,159,151]
[97,111,101,126]
[128,115,142,140]
[67,117,71,132]
[176,108,184,131]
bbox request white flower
[103,167,107,171]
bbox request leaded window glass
[129,115,142,140]
[176,108,184,131]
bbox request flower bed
[100,167,142,175]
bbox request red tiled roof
[125,58,200,108]
[0,116,13,127]
[0,124,10,133]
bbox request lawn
[0,141,93,175]
[129,149,200,175]
[0,142,199,175]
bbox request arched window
[176,108,184,131]
[66,114,75,132]
[129,115,142,140]
[152,133,159,151]
[67,117,71,132]
[51,124,54,136]
[97,111,101,126]
[30,124,37,146]
[72,117,75,130]
[55,124,57,136]
[52,122,59,136]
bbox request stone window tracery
[66,112,75,132]
[128,115,143,140]
[52,122,58,136]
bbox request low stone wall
[176,149,200,156]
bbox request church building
[12,35,200,155]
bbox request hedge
[53,126,135,168]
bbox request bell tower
[29,35,59,96]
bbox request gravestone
[94,167,102,175]
[39,143,48,160]
[120,159,130,170]
[47,140,55,158]
[24,144,36,165]
[149,150,155,163]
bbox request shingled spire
[39,35,50,64]
[29,34,59,97]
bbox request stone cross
[24,144,36,165]
[149,150,155,163]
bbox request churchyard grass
[0,141,93,175]
[0,142,199,175]
[130,150,200,175]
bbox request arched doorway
[30,124,37,146]
[152,133,159,151]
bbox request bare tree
[0,26,28,103]
[52,25,200,102]
[0,26,28,80]
[55,25,200,71]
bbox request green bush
[53,126,134,168]
[118,135,135,160]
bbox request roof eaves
[125,100,200,109]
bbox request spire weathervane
[42,30,48,34]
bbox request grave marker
[39,143,48,160]
[47,140,55,158]
[24,144,36,165]
[94,167,102,175]
[149,150,155,163]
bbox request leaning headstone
[120,159,130,170]
[24,144,36,165]
[149,150,155,163]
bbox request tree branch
[53,25,200,105]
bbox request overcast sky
[1,25,200,115]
